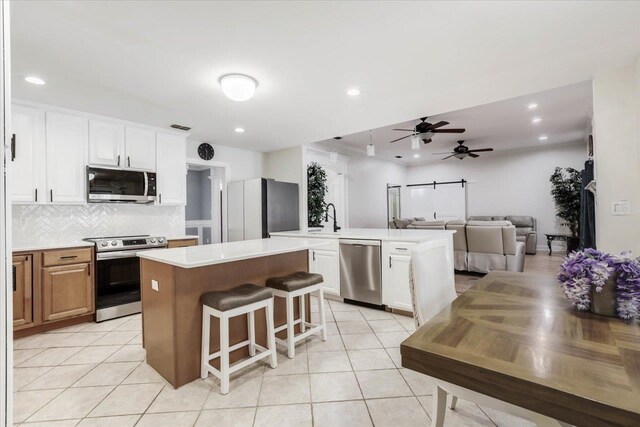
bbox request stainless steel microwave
[87,166,157,203]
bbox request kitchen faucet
[325,203,341,233]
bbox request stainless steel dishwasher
[339,239,382,305]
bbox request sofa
[468,216,537,254]
[389,217,526,273]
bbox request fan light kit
[411,135,421,151]
[528,103,538,110]
[531,117,542,124]
[538,135,548,141]
[390,117,465,145]
[434,140,494,160]
[25,76,45,85]
[234,127,245,133]
[219,74,258,102]
[346,88,360,96]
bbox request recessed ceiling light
[528,103,538,110]
[531,117,542,124]
[413,154,420,158]
[25,76,45,85]
[219,74,258,102]
[538,135,548,141]
[234,127,245,133]
[346,88,360,96]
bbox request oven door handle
[96,248,165,260]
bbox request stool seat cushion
[266,272,323,292]
[202,284,272,311]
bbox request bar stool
[266,272,327,359]
[200,283,278,394]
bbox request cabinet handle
[50,189,53,202]
[87,264,91,276]
[127,156,131,167]
[10,133,16,161]
[60,255,78,260]
[159,193,162,204]
[312,251,316,261]
[35,188,38,202]
[117,154,121,166]
[433,212,436,219]
[12,265,16,292]
[389,256,392,268]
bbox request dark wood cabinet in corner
[12,254,33,328]
[167,238,198,249]
[42,262,93,322]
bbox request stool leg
[286,293,295,359]
[248,311,256,357]
[220,314,230,394]
[266,299,278,369]
[318,288,327,341]
[299,295,306,333]
[200,308,210,379]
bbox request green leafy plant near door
[307,162,328,227]
[550,166,582,250]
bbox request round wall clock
[197,143,215,160]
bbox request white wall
[348,155,407,228]
[592,56,640,255]
[264,146,307,230]
[406,143,587,241]
[186,139,264,181]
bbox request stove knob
[158,238,165,243]
[111,240,118,246]
[101,241,108,247]
[150,238,156,243]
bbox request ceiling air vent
[170,124,191,131]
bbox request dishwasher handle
[339,239,381,247]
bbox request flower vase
[590,276,617,317]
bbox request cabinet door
[10,105,45,203]
[309,249,340,296]
[88,120,125,167]
[12,255,33,327]
[384,254,413,311]
[46,112,88,203]
[156,132,186,205]
[125,127,156,171]
[42,263,93,322]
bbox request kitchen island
[270,228,455,313]
[137,238,332,388]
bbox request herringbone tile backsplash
[13,204,184,246]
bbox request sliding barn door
[408,184,466,220]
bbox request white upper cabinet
[10,105,46,203]
[46,112,88,204]
[88,120,125,167]
[156,132,186,205]
[125,127,156,171]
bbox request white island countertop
[137,237,333,268]
[270,228,454,242]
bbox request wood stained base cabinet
[42,263,93,322]
[13,255,33,327]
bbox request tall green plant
[307,162,328,227]
[550,167,581,237]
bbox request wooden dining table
[401,271,640,427]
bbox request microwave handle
[144,172,149,197]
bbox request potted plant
[307,162,328,228]
[558,248,640,320]
[550,167,581,252]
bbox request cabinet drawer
[387,242,416,255]
[43,248,92,266]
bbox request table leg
[547,237,552,256]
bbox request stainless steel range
[83,235,167,322]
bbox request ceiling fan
[389,117,465,144]
[433,140,494,160]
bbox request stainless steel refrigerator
[227,178,300,241]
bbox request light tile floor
[12,296,541,427]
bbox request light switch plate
[612,200,632,216]
[151,280,159,291]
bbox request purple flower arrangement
[558,248,640,320]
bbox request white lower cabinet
[382,242,415,312]
[309,247,340,296]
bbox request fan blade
[467,148,494,153]
[422,138,432,144]
[441,154,456,160]
[392,128,415,132]
[432,152,453,155]
[426,121,449,129]
[431,128,466,133]
[468,153,480,158]
[389,134,412,143]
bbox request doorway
[186,164,226,244]
[387,184,401,226]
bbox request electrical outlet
[612,200,632,216]
[151,280,159,291]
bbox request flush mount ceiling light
[219,74,258,102]
[25,76,45,85]
[234,127,245,133]
[411,135,421,151]
[538,135,548,141]
[531,117,542,124]
[528,103,538,110]
[346,88,360,96]
[413,153,420,158]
